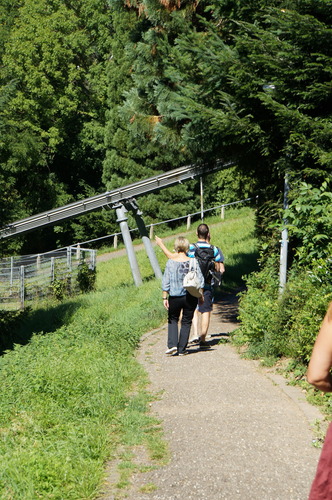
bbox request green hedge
[236,259,332,362]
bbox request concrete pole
[129,204,162,280]
[116,204,143,287]
[279,173,289,293]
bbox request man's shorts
[198,289,214,313]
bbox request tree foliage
[0,0,112,253]
[0,0,331,259]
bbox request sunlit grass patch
[0,207,257,499]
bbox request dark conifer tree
[108,0,331,205]
[103,0,199,225]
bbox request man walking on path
[187,223,225,347]
[156,223,225,348]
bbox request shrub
[0,309,29,353]
[236,257,332,362]
[77,261,96,293]
[236,259,280,357]
[286,180,332,266]
[281,264,332,362]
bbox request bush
[236,259,280,357]
[281,264,332,362]
[77,261,96,293]
[236,258,332,362]
[0,309,29,353]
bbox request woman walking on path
[307,302,332,499]
[161,236,204,356]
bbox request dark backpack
[193,244,215,284]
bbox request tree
[0,0,112,252]
[103,0,197,225]
[112,0,331,194]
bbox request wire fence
[0,196,255,310]
[70,196,257,250]
[0,247,96,311]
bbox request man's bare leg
[189,309,200,343]
[200,311,211,342]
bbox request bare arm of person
[307,309,332,392]
[214,261,225,273]
[155,235,178,259]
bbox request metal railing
[0,247,96,310]
[70,197,257,250]
[0,160,234,239]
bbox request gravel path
[100,294,323,500]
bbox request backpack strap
[189,258,196,271]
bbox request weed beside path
[100,294,322,500]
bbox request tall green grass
[0,207,258,499]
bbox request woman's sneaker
[165,347,177,355]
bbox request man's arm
[214,246,225,274]
[214,261,225,273]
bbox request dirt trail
[100,294,323,500]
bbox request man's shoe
[188,337,199,344]
[199,340,211,349]
[165,347,177,355]
[178,351,188,356]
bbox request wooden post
[114,234,118,249]
[91,250,96,270]
[221,205,225,220]
[67,247,72,271]
[76,244,81,260]
[149,225,154,239]
[187,215,191,230]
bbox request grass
[0,206,258,499]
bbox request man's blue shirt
[188,241,224,290]
[188,242,224,262]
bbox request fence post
[20,265,25,309]
[36,254,41,270]
[51,257,55,282]
[67,247,72,272]
[221,205,225,220]
[76,244,81,260]
[187,215,191,230]
[91,249,96,270]
[149,225,154,239]
[10,256,14,286]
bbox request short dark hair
[197,223,209,239]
